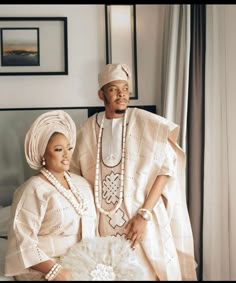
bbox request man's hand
[124,214,148,248]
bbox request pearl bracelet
[137,208,152,221]
[45,263,62,281]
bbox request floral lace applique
[90,263,116,280]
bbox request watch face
[143,212,148,220]
[138,209,151,221]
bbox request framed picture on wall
[105,5,138,99]
[0,17,68,75]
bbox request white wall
[0,4,167,110]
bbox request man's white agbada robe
[71,107,197,280]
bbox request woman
[4,110,97,281]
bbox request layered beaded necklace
[41,167,88,216]
[94,111,127,216]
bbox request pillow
[0,206,11,237]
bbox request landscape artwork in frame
[0,17,68,75]
[1,28,39,67]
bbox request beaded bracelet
[45,263,62,281]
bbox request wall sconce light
[105,5,138,99]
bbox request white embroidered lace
[90,263,116,280]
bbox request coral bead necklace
[41,167,88,216]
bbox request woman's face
[44,132,73,174]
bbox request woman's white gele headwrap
[98,63,131,89]
[24,110,76,170]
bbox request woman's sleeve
[5,183,50,276]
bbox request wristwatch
[137,208,152,221]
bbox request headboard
[0,105,156,206]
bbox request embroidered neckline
[94,111,127,216]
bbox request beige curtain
[161,5,205,280]
[161,4,190,151]
[204,4,236,280]
[187,5,205,280]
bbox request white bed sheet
[0,238,14,281]
[0,206,14,280]
[0,206,11,238]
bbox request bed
[0,105,156,207]
[0,206,14,281]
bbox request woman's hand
[53,267,72,281]
[124,214,148,249]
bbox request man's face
[99,80,130,118]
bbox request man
[71,63,197,280]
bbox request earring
[42,157,46,167]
